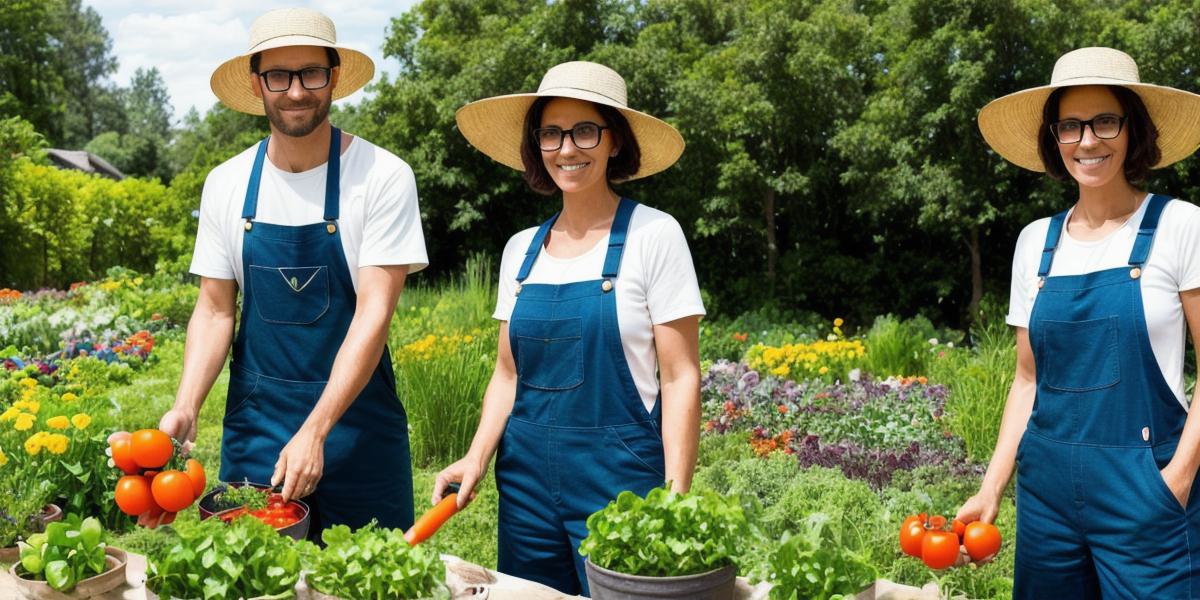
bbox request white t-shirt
[189,136,428,290]
[1007,196,1200,405]
[493,203,706,413]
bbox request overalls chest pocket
[1037,315,1121,392]
[248,265,330,325]
[511,317,584,391]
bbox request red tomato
[151,470,195,512]
[130,429,173,469]
[928,515,947,530]
[952,519,967,542]
[899,515,927,558]
[115,475,154,516]
[184,459,206,497]
[963,521,1002,561]
[921,530,960,570]
[110,436,139,475]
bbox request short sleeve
[492,231,530,322]
[1175,203,1200,292]
[1006,221,1044,329]
[357,161,429,273]
[188,175,236,280]
[642,217,706,325]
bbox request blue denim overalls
[1016,194,1200,597]
[219,128,414,539]
[496,198,666,595]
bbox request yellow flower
[770,365,791,378]
[132,277,143,286]
[0,447,8,466]
[23,401,38,415]
[14,413,35,431]
[47,416,69,430]
[45,434,69,455]
[23,433,43,455]
[61,392,78,403]
[819,366,830,375]
[99,281,121,293]
[18,378,36,389]
[20,388,35,403]
[71,414,91,429]
[833,318,844,328]
[0,407,18,422]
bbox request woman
[432,61,704,595]
[963,47,1200,597]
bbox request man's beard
[263,95,332,138]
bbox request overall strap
[241,137,270,220]
[1037,210,1068,278]
[1128,194,1169,267]
[239,127,342,222]
[601,198,638,279]
[515,213,559,284]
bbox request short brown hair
[1038,85,1160,184]
[520,97,642,195]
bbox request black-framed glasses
[258,67,332,93]
[533,122,609,152]
[1050,114,1126,144]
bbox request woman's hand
[1161,461,1195,509]
[955,486,1002,526]
[433,454,486,509]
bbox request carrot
[404,484,461,545]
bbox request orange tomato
[899,515,926,558]
[130,429,173,469]
[151,470,195,512]
[184,459,206,497]
[115,475,154,516]
[110,436,139,475]
[921,530,960,570]
[963,521,1002,561]
[952,518,967,542]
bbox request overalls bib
[496,198,666,595]
[219,129,414,539]
[1015,194,1200,598]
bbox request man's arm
[159,277,239,446]
[271,264,409,501]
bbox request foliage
[146,516,302,600]
[766,514,877,600]
[15,514,107,592]
[861,314,941,378]
[0,476,55,548]
[579,486,753,577]
[301,522,450,600]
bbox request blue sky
[86,0,420,122]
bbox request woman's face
[538,98,618,195]
[1056,85,1129,189]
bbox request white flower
[928,338,939,346]
[826,334,838,341]
[849,369,862,382]
[946,342,954,348]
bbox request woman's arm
[1160,288,1200,506]
[654,315,702,493]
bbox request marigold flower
[0,447,8,466]
[819,366,830,375]
[18,378,37,389]
[14,413,35,431]
[0,407,18,422]
[71,414,91,429]
[833,318,844,327]
[47,416,69,430]
[61,392,78,403]
[45,434,69,455]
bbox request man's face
[251,45,339,138]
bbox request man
[156,8,426,536]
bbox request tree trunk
[968,225,983,324]
[764,188,777,296]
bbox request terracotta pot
[9,546,128,599]
[0,504,65,564]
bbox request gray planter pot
[584,559,736,600]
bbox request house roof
[46,149,125,180]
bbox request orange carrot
[404,485,461,545]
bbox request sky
[85,0,420,123]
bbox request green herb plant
[15,514,108,592]
[215,482,269,511]
[300,522,450,600]
[579,486,752,577]
[146,515,301,599]
[767,513,876,600]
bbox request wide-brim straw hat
[210,8,374,116]
[455,61,684,180]
[979,47,1200,172]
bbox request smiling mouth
[1075,155,1110,166]
[559,162,590,172]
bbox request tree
[55,0,120,148]
[0,0,68,142]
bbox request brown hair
[520,97,642,195]
[1038,85,1160,184]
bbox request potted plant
[579,486,752,600]
[197,481,309,541]
[145,515,301,599]
[0,479,60,562]
[299,522,450,600]
[10,513,128,598]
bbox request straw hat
[978,47,1200,172]
[210,8,374,116]
[455,61,684,180]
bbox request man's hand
[158,408,197,455]
[271,426,326,502]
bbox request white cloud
[87,1,417,122]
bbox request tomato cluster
[108,429,206,526]
[218,493,305,530]
[899,513,1002,570]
